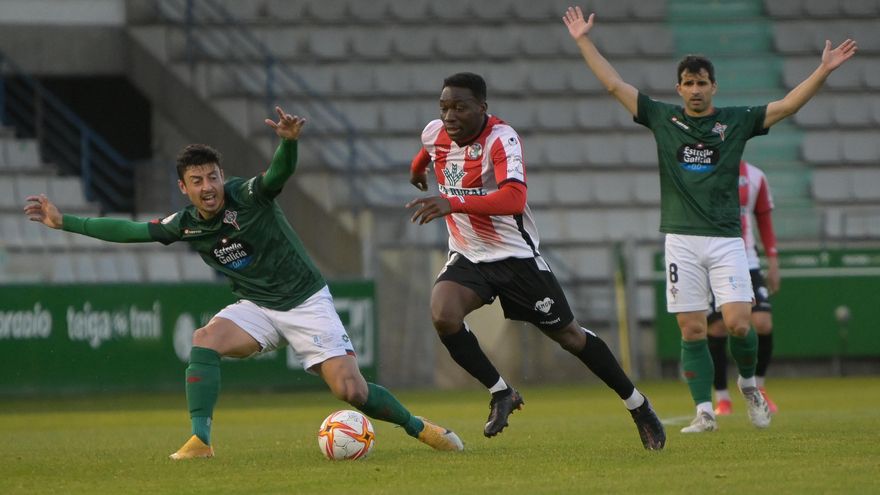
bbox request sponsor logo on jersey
[223,210,240,230]
[670,116,690,130]
[465,143,483,160]
[712,121,728,141]
[439,184,486,196]
[677,143,719,172]
[183,228,203,235]
[442,163,466,186]
[670,285,679,300]
[161,212,178,224]
[506,155,524,177]
[212,237,254,270]
[534,297,554,314]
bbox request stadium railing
[0,51,133,212]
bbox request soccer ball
[317,410,375,460]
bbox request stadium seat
[802,132,842,164]
[143,252,182,282]
[625,134,658,167]
[812,170,851,201]
[842,132,880,163]
[50,254,77,283]
[307,0,349,22]
[434,27,479,58]
[591,172,635,205]
[470,0,514,20]
[477,27,520,59]
[584,134,625,165]
[266,0,307,21]
[536,100,578,130]
[519,25,563,57]
[349,0,391,21]
[390,27,436,60]
[306,29,349,60]
[852,169,880,200]
[804,0,843,17]
[633,172,661,203]
[552,172,595,204]
[428,0,476,21]
[350,28,394,60]
[3,139,41,169]
[388,0,432,22]
[0,178,18,208]
[833,96,873,126]
[764,0,801,17]
[49,177,90,210]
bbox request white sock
[715,389,731,401]
[697,402,715,417]
[756,375,766,388]
[738,375,757,390]
[623,389,645,410]
[488,377,508,394]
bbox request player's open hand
[406,196,452,225]
[24,194,63,229]
[821,39,857,73]
[265,106,307,140]
[563,6,595,40]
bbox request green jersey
[634,92,769,237]
[147,175,325,311]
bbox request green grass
[2,377,878,494]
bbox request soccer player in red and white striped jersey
[406,72,665,450]
[708,161,781,416]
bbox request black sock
[575,331,635,399]
[707,335,729,391]
[439,324,501,389]
[756,333,773,378]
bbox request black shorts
[436,252,574,331]
[708,268,772,324]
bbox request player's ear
[178,179,187,195]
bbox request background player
[24,106,463,459]
[709,160,780,416]
[563,6,856,433]
[406,72,665,450]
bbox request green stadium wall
[654,249,880,361]
[0,281,377,396]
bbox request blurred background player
[563,6,856,433]
[406,72,665,450]
[24,106,463,459]
[708,160,780,416]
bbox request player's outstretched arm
[263,105,306,191]
[563,6,638,116]
[764,39,857,128]
[24,194,152,242]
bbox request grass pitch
[1,377,878,494]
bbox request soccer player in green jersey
[563,6,856,432]
[24,106,463,458]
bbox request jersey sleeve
[491,128,526,187]
[227,176,274,209]
[146,211,184,245]
[410,147,431,175]
[744,105,770,138]
[634,92,663,129]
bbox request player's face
[676,69,717,117]
[439,86,487,145]
[179,163,225,219]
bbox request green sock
[356,383,424,437]
[186,346,221,445]
[728,328,758,379]
[681,339,714,405]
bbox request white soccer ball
[317,410,375,460]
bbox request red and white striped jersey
[421,115,540,262]
[739,161,775,269]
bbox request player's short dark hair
[443,72,487,102]
[677,55,715,84]
[176,144,222,180]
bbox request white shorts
[664,234,754,313]
[215,286,355,372]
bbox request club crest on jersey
[223,210,240,230]
[712,121,728,141]
[465,143,483,160]
[443,163,466,186]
